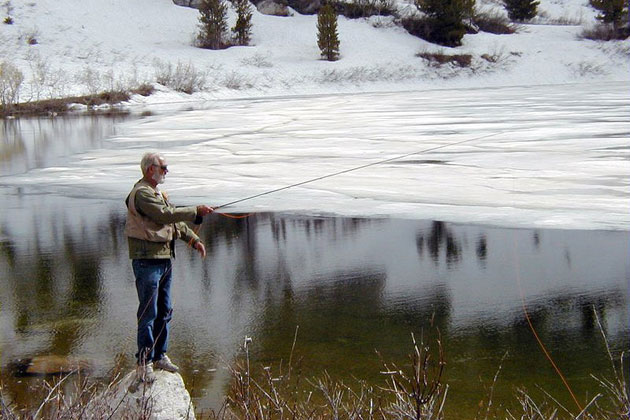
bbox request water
[0,95,629,417]
[0,191,628,416]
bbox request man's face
[150,158,168,184]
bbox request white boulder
[87,370,196,419]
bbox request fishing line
[511,206,583,412]
[213,131,505,210]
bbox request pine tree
[317,3,340,61]
[232,0,253,46]
[415,0,474,46]
[590,0,627,30]
[197,0,229,49]
[504,0,540,21]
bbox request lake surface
[0,191,628,417]
[0,95,629,417]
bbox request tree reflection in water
[0,201,628,416]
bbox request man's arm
[175,221,206,257]
[135,187,198,225]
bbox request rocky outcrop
[172,0,319,15]
[286,0,320,14]
[87,370,196,420]
[172,0,202,8]
[255,0,291,16]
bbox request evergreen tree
[197,0,229,49]
[590,0,627,30]
[504,0,540,21]
[232,0,253,46]
[317,3,340,61]
[415,0,474,46]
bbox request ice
[2,82,628,231]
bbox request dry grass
[474,10,517,34]
[201,329,448,419]
[580,24,630,41]
[2,311,627,419]
[0,90,135,117]
[417,51,473,67]
[336,0,397,19]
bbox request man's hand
[196,205,214,217]
[194,241,206,258]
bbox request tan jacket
[125,179,201,259]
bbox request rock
[172,0,202,8]
[256,0,291,16]
[286,0,320,14]
[86,370,196,420]
[12,355,89,376]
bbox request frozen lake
[2,81,629,230]
[0,83,629,416]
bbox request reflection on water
[0,191,628,417]
[0,115,130,176]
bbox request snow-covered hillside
[1,0,628,103]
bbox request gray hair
[140,152,163,175]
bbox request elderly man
[125,152,213,385]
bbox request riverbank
[3,334,627,419]
[0,85,155,118]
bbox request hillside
[1,0,628,106]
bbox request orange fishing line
[512,235,584,413]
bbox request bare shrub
[240,53,273,68]
[131,83,155,96]
[216,330,446,419]
[570,60,608,76]
[474,9,516,34]
[0,363,157,419]
[222,71,254,89]
[378,332,447,419]
[581,23,630,40]
[599,40,630,57]
[154,60,207,94]
[0,60,24,114]
[369,15,397,28]
[336,0,397,19]
[590,308,629,418]
[318,64,418,83]
[480,46,516,65]
[77,66,104,96]
[534,9,586,25]
[417,50,473,67]
[25,51,71,101]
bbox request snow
[3,0,628,98]
[1,0,629,230]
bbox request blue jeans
[132,259,173,364]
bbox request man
[125,152,213,386]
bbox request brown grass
[474,11,517,34]
[1,85,156,118]
[2,312,627,419]
[417,51,473,67]
[580,24,630,41]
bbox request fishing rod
[212,131,505,211]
